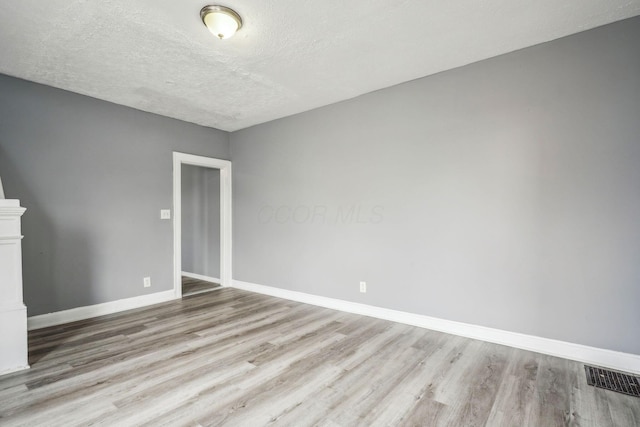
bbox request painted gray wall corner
[0,74,229,316]
[230,16,640,354]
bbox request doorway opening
[181,164,220,296]
[173,152,231,299]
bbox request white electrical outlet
[359,281,367,293]
[143,277,151,288]
[160,209,171,220]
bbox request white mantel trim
[0,209,26,217]
[0,199,28,377]
[0,199,26,216]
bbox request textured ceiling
[0,1,639,131]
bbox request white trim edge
[231,280,640,374]
[0,365,30,376]
[27,290,176,331]
[173,152,232,300]
[181,271,222,285]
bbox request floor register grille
[585,365,640,397]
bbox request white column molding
[0,199,29,375]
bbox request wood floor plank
[484,350,538,426]
[362,331,453,426]
[527,355,574,425]
[1,280,638,426]
[443,342,511,426]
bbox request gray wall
[181,165,220,279]
[231,17,640,354]
[0,74,229,316]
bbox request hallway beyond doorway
[182,276,220,297]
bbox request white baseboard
[232,280,640,374]
[28,290,176,331]
[0,365,30,376]
[181,271,221,284]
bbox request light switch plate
[160,209,171,220]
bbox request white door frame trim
[173,152,232,298]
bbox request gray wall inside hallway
[182,165,221,279]
[230,16,640,354]
[0,74,229,316]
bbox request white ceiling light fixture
[200,5,243,40]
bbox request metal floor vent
[585,365,640,397]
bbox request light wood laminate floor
[0,288,638,426]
